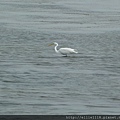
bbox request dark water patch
[110,97,120,101]
[0,101,21,106]
[85,105,113,108]
[26,103,54,107]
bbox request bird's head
[48,42,58,46]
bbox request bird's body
[49,42,78,56]
[59,48,78,55]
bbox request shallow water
[0,0,120,115]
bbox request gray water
[0,0,120,115]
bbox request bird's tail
[74,49,78,53]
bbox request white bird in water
[49,42,78,57]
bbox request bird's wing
[59,48,78,54]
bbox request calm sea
[0,0,120,114]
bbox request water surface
[0,0,120,114]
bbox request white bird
[49,42,78,56]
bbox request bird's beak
[48,43,54,46]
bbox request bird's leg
[62,55,67,57]
[65,54,67,57]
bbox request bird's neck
[55,44,59,53]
